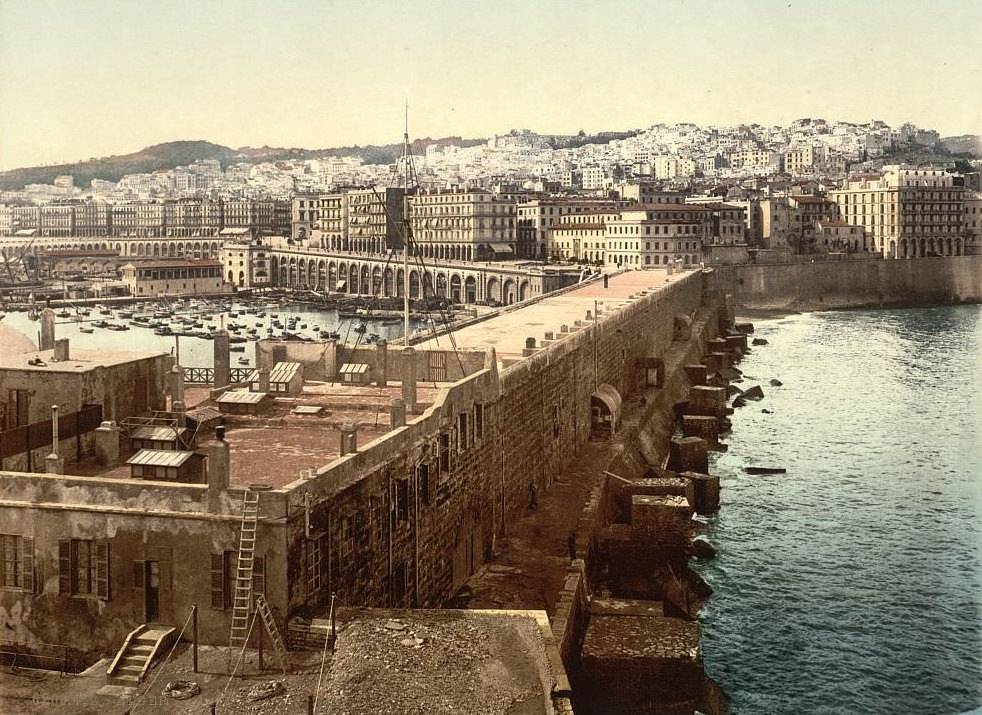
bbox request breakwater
[714,255,982,312]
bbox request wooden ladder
[227,489,260,672]
[255,594,290,674]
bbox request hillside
[940,134,982,156]
[0,137,487,191]
[0,141,242,191]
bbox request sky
[0,0,980,171]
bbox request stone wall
[715,255,982,312]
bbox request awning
[489,243,514,253]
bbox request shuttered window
[0,535,33,592]
[211,552,265,610]
[58,539,109,599]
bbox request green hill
[0,141,241,191]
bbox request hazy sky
[1,0,980,171]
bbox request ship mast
[402,103,411,342]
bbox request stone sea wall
[714,255,982,312]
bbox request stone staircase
[106,624,177,686]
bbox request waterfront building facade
[518,198,626,260]
[409,189,515,262]
[121,258,225,296]
[221,241,270,289]
[830,165,966,258]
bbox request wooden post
[307,694,314,715]
[257,615,264,672]
[209,704,217,715]
[192,604,199,674]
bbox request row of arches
[892,237,964,259]
[267,256,532,305]
[2,239,221,259]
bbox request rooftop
[70,379,443,488]
[415,268,696,368]
[0,346,166,372]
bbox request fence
[0,404,103,471]
[183,366,253,386]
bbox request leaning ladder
[227,489,260,673]
[255,594,290,674]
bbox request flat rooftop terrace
[415,268,694,366]
[70,380,442,488]
[0,346,166,371]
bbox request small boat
[106,323,129,331]
[354,322,367,334]
[56,310,72,318]
[237,357,250,364]
[79,326,94,334]
[230,345,245,352]
[154,326,174,336]
[93,320,109,328]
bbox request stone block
[668,436,709,474]
[682,414,719,443]
[688,385,726,413]
[684,364,707,385]
[681,471,721,514]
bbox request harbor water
[696,305,982,714]
[0,297,426,367]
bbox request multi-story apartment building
[618,183,685,205]
[830,166,965,258]
[409,189,515,262]
[604,205,711,269]
[221,241,270,288]
[73,201,112,237]
[315,192,346,251]
[581,167,610,191]
[725,150,780,173]
[346,187,406,254]
[784,146,827,177]
[39,204,75,237]
[161,199,222,237]
[292,194,320,242]
[518,198,627,260]
[760,195,842,251]
[547,209,623,263]
[963,192,982,255]
[0,204,41,235]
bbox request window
[439,432,451,473]
[59,539,108,599]
[370,495,385,543]
[396,478,410,521]
[340,516,354,557]
[457,413,469,452]
[418,463,432,506]
[211,552,265,610]
[0,534,33,591]
[474,403,485,441]
[302,538,322,596]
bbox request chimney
[340,423,358,456]
[390,398,406,428]
[401,347,417,413]
[53,339,70,362]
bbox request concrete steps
[106,624,177,686]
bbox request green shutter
[21,537,34,594]
[96,541,109,600]
[58,540,71,595]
